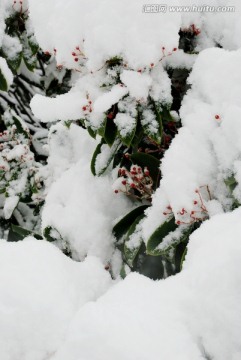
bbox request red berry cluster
[114,164,153,200]
[82,93,93,114]
[71,46,86,63]
[163,186,210,225]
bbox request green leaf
[104,117,117,146]
[91,140,104,176]
[146,217,177,256]
[180,247,188,271]
[152,101,163,142]
[28,38,39,55]
[124,214,144,267]
[141,101,163,144]
[160,106,173,123]
[113,205,149,240]
[158,225,193,257]
[97,117,107,137]
[91,138,121,176]
[10,224,42,241]
[87,126,97,139]
[224,176,237,192]
[12,115,29,138]
[0,68,8,91]
[130,152,160,189]
[23,55,37,72]
[43,226,61,242]
[7,52,22,73]
[118,117,137,148]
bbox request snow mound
[0,238,112,360]
[42,123,131,262]
[52,208,241,360]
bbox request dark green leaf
[0,68,8,91]
[113,205,149,240]
[124,214,144,267]
[90,139,105,175]
[10,223,42,241]
[104,117,117,146]
[146,217,177,256]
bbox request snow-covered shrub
[2,0,241,282]
[0,0,72,240]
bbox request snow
[1,210,240,359]
[120,70,152,101]
[114,113,136,138]
[3,195,19,219]
[93,85,128,113]
[141,47,241,237]
[1,0,241,358]
[30,93,87,123]
[0,238,112,360]
[0,57,13,90]
[42,124,131,262]
[51,209,241,360]
[28,0,181,71]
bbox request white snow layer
[1,209,241,359]
[41,123,131,262]
[0,238,112,360]
[0,57,13,89]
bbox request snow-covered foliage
[1,0,241,358]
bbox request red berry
[173,48,177,51]
[107,113,114,119]
[191,211,195,215]
[82,106,87,111]
[89,101,92,105]
[176,220,181,225]
[137,69,142,73]
[150,63,154,67]
[193,200,198,205]
[162,47,165,50]
[74,58,78,62]
[114,190,119,194]
[76,46,80,50]
[122,180,127,186]
[163,212,167,216]
[215,115,220,120]
[144,170,150,176]
[130,183,136,189]
[121,169,126,176]
[72,52,76,56]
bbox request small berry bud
[163,212,167,216]
[150,63,154,67]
